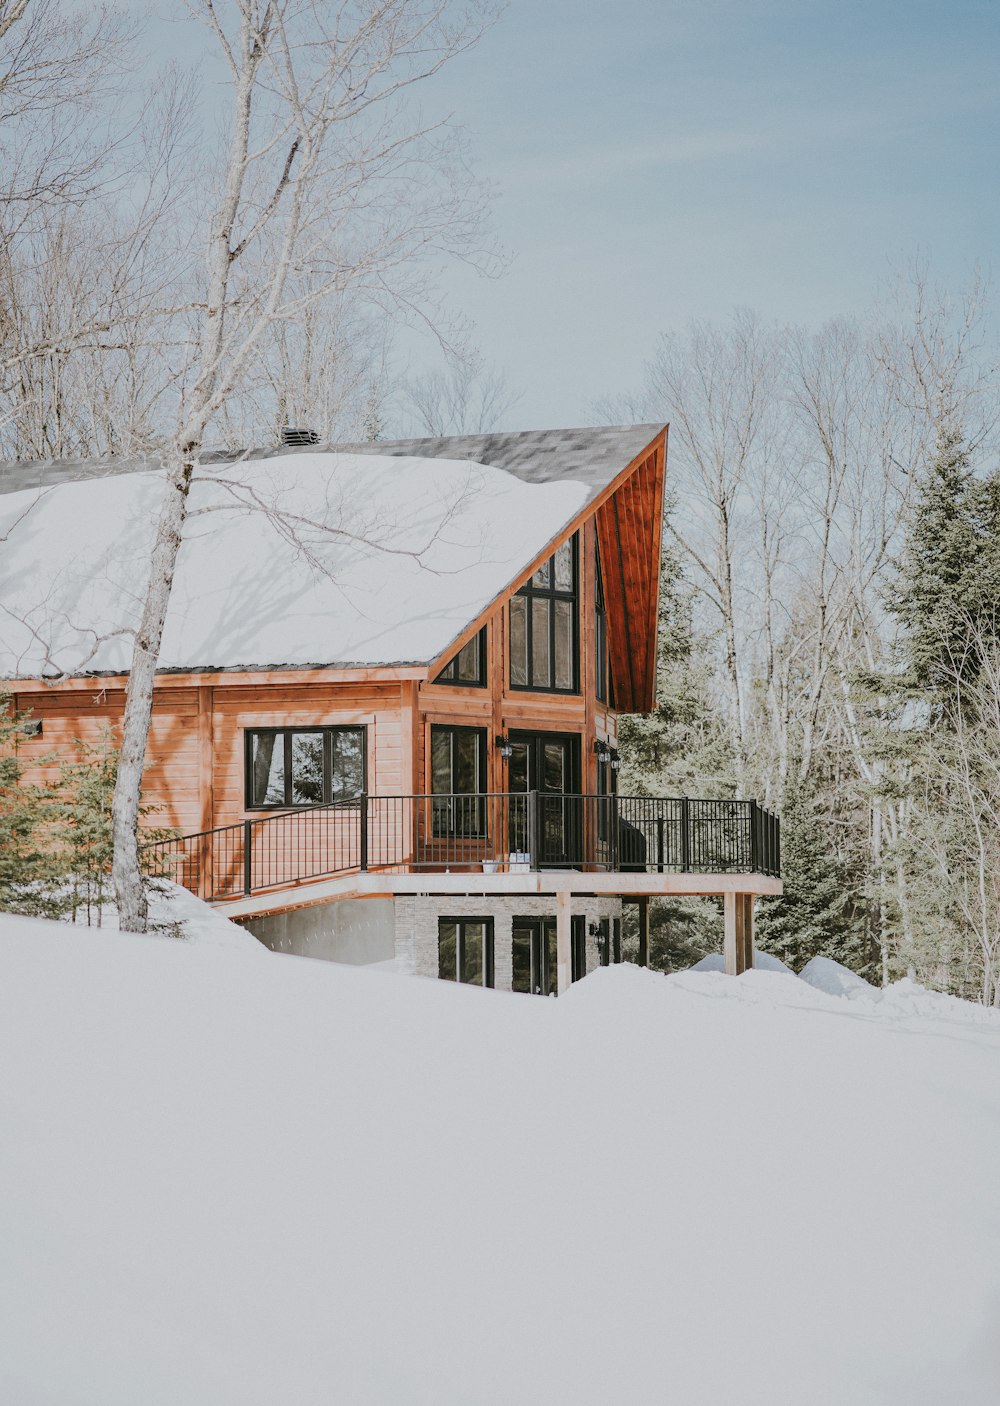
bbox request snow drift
[2,913,999,1405]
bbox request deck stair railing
[140,792,780,904]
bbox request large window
[509,535,578,693]
[438,918,495,986]
[246,727,365,809]
[430,724,487,836]
[435,627,487,686]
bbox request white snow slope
[0,452,589,677]
[2,914,1000,1406]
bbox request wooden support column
[723,891,749,976]
[556,890,572,994]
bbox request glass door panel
[511,919,557,995]
[506,733,580,868]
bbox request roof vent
[281,426,319,447]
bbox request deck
[143,791,782,918]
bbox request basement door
[512,916,587,995]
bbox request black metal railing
[140,792,780,902]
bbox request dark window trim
[595,537,609,705]
[435,626,488,687]
[571,914,587,983]
[438,916,495,987]
[244,725,367,811]
[509,533,580,696]
[429,723,488,837]
[508,728,583,796]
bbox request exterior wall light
[495,734,513,760]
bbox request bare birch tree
[111,0,499,931]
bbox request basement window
[438,918,495,987]
[245,727,365,809]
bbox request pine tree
[58,729,119,925]
[755,775,864,972]
[887,423,1000,700]
[0,692,69,918]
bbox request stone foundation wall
[393,893,623,989]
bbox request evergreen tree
[0,693,69,918]
[755,775,864,972]
[58,729,118,925]
[887,423,1000,700]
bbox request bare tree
[642,309,784,788]
[0,1,137,232]
[398,353,521,435]
[111,0,500,931]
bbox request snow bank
[690,948,794,975]
[800,955,1000,1027]
[58,881,263,953]
[3,917,1000,1405]
[800,953,875,998]
[0,452,590,677]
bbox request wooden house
[0,425,780,988]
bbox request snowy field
[2,909,1000,1404]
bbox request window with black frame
[438,918,494,986]
[509,535,578,693]
[246,727,365,809]
[430,724,487,837]
[435,627,487,686]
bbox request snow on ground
[57,881,264,954]
[2,917,1000,1405]
[0,452,590,676]
[691,948,795,975]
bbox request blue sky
[423,0,999,424]
[138,0,999,428]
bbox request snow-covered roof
[0,426,664,679]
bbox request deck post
[637,895,650,967]
[723,891,750,976]
[243,819,253,897]
[680,797,691,872]
[359,792,369,871]
[556,890,572,994]
[528,789,539,869]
